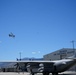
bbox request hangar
[43,48,76,71]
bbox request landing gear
[30,73,34,75]
[52,72,58,75]
[43,72,49,75]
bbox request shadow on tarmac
[0,72,76,75]
[57,71,76,75]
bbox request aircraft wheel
[30,73,34,75]
[43,72,49,75]
[52,72,58,75]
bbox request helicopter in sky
[9,32,15,38]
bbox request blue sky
[0,0,76,60]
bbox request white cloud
[32,51,41,54]
[32,52,36,54]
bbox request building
[43,48,76,71]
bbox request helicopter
[9,32,15,38]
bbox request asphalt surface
[0,72,76,75]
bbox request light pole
[71,40,76,71]
[19,52,21,61]
[71,40,75,55]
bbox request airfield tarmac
[0,72,76,75]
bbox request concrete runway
[0,72,76,75]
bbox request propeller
[14,63,28,73]
[14,63,21,72]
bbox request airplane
[9,32,15,38]
[0,55,76,75]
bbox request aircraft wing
[0,60,55,68]
[0,60,55,64]
[0,60,55,72]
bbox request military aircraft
[9,32,15,38]
[1,55,76,75]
